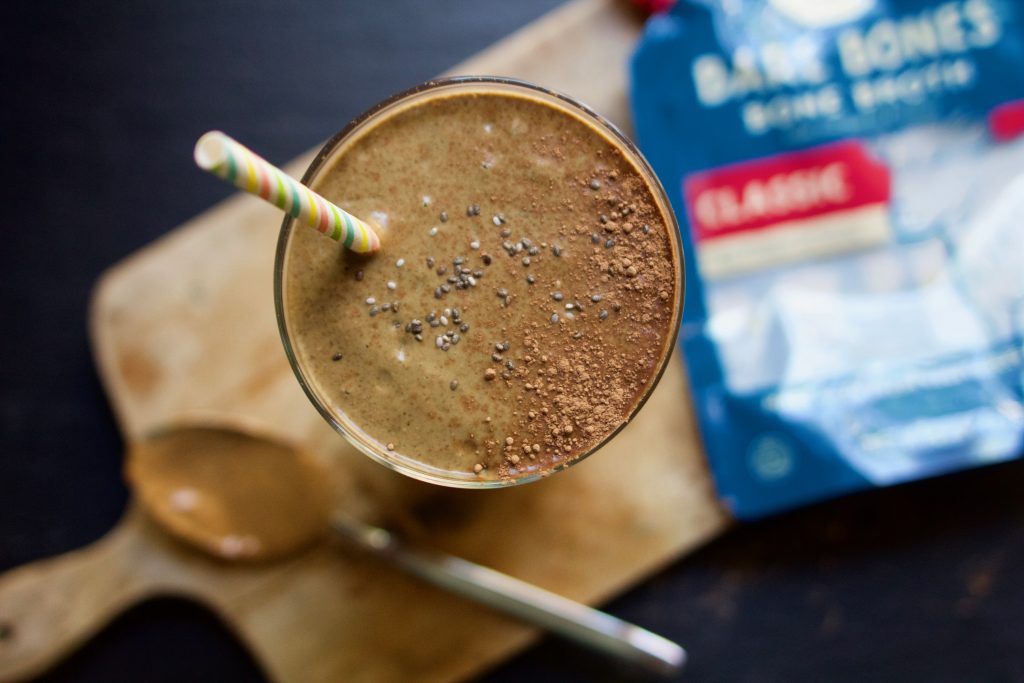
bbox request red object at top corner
[628,0,677,15]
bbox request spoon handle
[331,515,686,677]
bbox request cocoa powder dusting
[492,144,678,479]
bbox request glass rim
[274,75,685,489]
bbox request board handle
[0,508,163,682]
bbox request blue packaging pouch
[630,0,1024,518]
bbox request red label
[989,100,1024,142]
[683,141,891,243]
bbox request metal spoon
[127,420,687,676]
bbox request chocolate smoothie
[277,79,682,486]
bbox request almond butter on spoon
[127,418,686,675]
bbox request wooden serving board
[2,1,729,681]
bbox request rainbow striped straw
[194,131,381,253]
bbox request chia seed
[591,294,603,302]
[497,288,509,299]
[492,214,505,226]
[552,292,563,301]
[526,274,536,284]
[441,284,451,293]
[591,233,601,244]
[460,323,469,333]
[426,256,435,268]
[600,214,608,224]
[550,313,560,323]
[331,353,343,362]
[395,258,405,268]
[381,303,392,312]
[604,239,615,249]
[492,353,503,362]
[467,204,481,216]
[482,254,492,266]
[528,246,540,255]
[589,179,601,190]
[439,210,449,222]
[552,244,562,257]
[642,223,650,234]
[387,281,397,290]
[369,307,379,317]
[470,240,480,250]
[522,257,531,266]
[453,256,465,266]
[450,380,459,391]
[599,309,609,321]
[355,271,364,281]
[437,265,447,275]
[365,297,376,305]
[429,226,438,236]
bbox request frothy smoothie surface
[281,85,680,484]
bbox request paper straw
[194,131,381,253]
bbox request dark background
[2,1,1024,681]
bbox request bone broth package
[630,0,1024,518]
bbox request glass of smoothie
[275,77,683,488]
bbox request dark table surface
[3,1,1024,681]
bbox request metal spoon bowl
[127,419,687,676]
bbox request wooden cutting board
[0,1,729,681]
